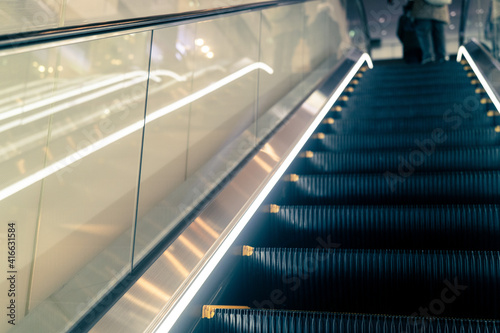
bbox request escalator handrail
[0,0,311,51]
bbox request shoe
[421,58,433,65]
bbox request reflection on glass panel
[186,12,261,176]
[133,24,195,265]
[0,0,62,35]
[4,31,151,331]
[256,0,350,141]
[257,0,349,119]
[0,47,57,333]
[65,0,269,28]
[258,4,305,117]
[464,0,492,50]
[461,0,500,60]
[345,0,369,53]
[318,0,350,61]
[465,0,500,60]
[491,0,500,59]
[305,1,348,72]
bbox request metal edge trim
[148,49,373,332]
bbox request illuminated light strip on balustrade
[457,45,500,113]
[0,62,274,202]
[152,53,373,333]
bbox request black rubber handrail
[0,0,308,50]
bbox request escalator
[198,59,500,331]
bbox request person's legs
[414,19,434,64]
[432,20,447,62]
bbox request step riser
[206,309,500,333]
[318,117,493,133]
[281,173,500,205]
[266,205,500,250]
[246,249,500,318]
[292,148,500,173]
[306,131,500,151]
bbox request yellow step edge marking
[360,66,368,72]
[355,73,363,78]
[300,151,314,158]
[467,72,476,77]
[202,305,251,319]
[242,246,254,257]
[333,106,342,112]
[488,110,499,117]
[464,66,472,71]
[312,133,325,140]
[322,118,335,124]
[481,98,492,104]
[283,174,299,182]
[496,126,500,133]
[340,96,349,101]
[346,87,354,93]
[471,79,479,85]
[269,204,280,213]
[351,79,359,85]
[475,88,486,94]
[461,59,468,65]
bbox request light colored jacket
[411,0,450,24]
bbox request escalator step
[361,70,470,79]
[367,62,464,70]
[345,94,480,108]
[265,205,500,250]
[357,77,472,88]
[245,248,500,318]
[366,62,465,72]
[205,308,500,333]
[332,104,488,119]
[318,114,492,133]
[305,129,500,151]
[349,82,475,95]
[280,172,500,205]
[292,147,500,173]
[345,85,478,97]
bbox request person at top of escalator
[389,0,450,64]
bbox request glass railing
[0,1,369,332]
[461,0,500,60]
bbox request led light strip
[0,62,274,202]
[457,46,500,113]
[152,53,373,333]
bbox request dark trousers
[414,19,446,63]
